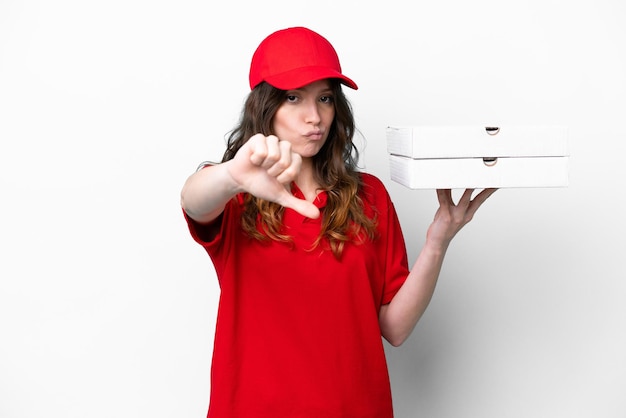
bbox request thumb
[279,194,321,219]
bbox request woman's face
[272,79,335,159]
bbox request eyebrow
[289,83,332,94]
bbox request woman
[181,26,496,418]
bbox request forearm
[180,162,241,224]
[379,188,496,347]
[379,240,448,347]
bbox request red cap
[249,27,358,91]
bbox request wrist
[218,160,246,195]
[423,237,450,257]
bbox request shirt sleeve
[381,193,410,304]
[182,193,245,252]
[360,173,410,305]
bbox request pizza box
[386,125,569,189]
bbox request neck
[294,158,320,202]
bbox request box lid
[389,154,569,189]
[386,125,569,159]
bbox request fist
[228,134,320,219]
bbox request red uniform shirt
[185,173,409,418]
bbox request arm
[379,188,497,347]
[180,134,320,223]
[180,161,243,224]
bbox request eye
[285,94,299,103]
[319,95,334,104]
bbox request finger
[247,134,269,166]
[279,193,321,219]
[266,140,293,178]
[472,188,497,206]
[275,151,302,184]
[436,189,453,206]
[259,135,281,169]
[467,188,497,217]
[458,188,475,207]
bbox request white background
[1,0,625,417]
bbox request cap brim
[264,66,358,90]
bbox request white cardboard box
[386,125,569,189]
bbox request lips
[305,131,323,140]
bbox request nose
[303,100,321,125]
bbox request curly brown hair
[222,80,377,258]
